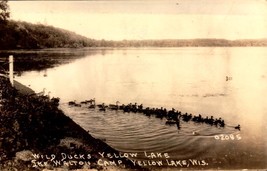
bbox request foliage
[0,0,266,49]
[0,20,266,49]
[0,0,9,23]
[0,20,96,49]
[100,39,267,47]
[0,76,142,171]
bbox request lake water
[13,47,267,169]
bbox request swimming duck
[235,124,241,130]
[68,100,76,105]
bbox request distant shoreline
[0,20,266,50]
[0,46,267,52]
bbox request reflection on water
[15,47,267,169]
[0,48,101,72]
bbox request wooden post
[9,55,14,87]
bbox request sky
[8,0,267,40]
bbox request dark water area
[11,47,267,170]
[0,48,102,73]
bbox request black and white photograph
[0,0,266,170]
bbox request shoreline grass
[0,76,146,171]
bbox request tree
[0,0,10,23]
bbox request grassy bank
[0,76,146,171]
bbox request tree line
[1,0,266,49]
[1,19,266,50]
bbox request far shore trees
[0,0,266,49]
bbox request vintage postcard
[0,0,266,170]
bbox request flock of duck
[68,98,241,131]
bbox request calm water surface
[15,47,267,169]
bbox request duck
[99,107,106,112]
[192,131,200,135]
[99,108,106,112]
[74,103,81,107]
[98,103,107,111]
[68,100,76,106]
[80,101,88,104]
[97,104,104,108]
[36,88,46,96]
[109,101,120,110]
[88,103,96,109]
[46,91,51,100]
[88,98,96,108]
[235,124,241,130]
[220,120,225,127]
[226,76,232,81]
[86,98,95,104]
